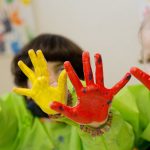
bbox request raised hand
[50,51,131,125]
[13,49,67,114]
[130,67,150,90]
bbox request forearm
[54,108,134,150]
[70,109,134,150]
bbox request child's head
[11,34,84,117]
[11,33,84,87]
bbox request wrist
[80,111,113,137]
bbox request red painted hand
[130,67,150,90]
[50,51,131,125]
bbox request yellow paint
[13,50,67,114]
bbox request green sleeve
[57,108,134,150]
[0,93,55,150]
[0,93,19,148]
[112,84,150,149]
[77,108,134,150]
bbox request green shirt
[0,84,149,150]
[113,84,150,149]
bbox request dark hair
[11,34,84,118]
[11,33,84,87]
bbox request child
[0,33,148,150]
[1,34,85,150]
[10,35,134,150]
[11,33,84,117]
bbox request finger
[58,70,67,91]
[94,53,104,86]
[13,87,32,97]
[130,67,150,90]
[50,101,74,118]
[28,49,40,75]
[111,73,131,95]
[36,50,49,78]
[64,61,83,94]
[18,60,35,83]
[82,51,94,86]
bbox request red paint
[51,52,131,124]
[130,67,150,90]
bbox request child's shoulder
[0,92,31,117]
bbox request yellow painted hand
[13,49,67,114]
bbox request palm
[13,50,67,114]
[130,67,150,90]
[51,51,131,125]
[30,76,65,114]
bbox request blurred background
[0,0,146,94]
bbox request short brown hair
[11,34,84,87]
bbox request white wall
[0,0,143,94]
[32,0,143,86]
[0,55,13,94]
